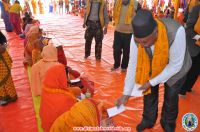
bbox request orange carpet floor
[0,14,200,132]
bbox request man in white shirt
[116,9,191,132]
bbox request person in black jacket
[179,3,200,96]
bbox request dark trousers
[142,79,182,131]
[180,53,200,95]
[113,31,132,69]
[84,20,103,59]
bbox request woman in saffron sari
[9,0,22,35]
[0,31,17,106]
[40,63,81,132]
[0,0,13,32]
[50,98,115,132]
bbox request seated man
[40,63,81,132]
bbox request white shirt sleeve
[123,36,138,95]
[149,26,186,86]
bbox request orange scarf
[43,64,81,97]
[50,99,100,132]
[43,86,77,99]
[43,63,68,88]
[136,19,169,95]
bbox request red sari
[9,13,22,34]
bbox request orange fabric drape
[43,63,68,88]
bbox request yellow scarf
[50,99,100,132]
[135,19,169,95]
[194,12,200,46]
[85,0,105,27]
[113,0,134,25]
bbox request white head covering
[41,43,58,62]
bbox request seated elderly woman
[31,40,94,97]
[31,43,59,96]
[40,63,81,132]
[23,26,48,66]
[50,98,115,132]
[31,41,78,96]
[20,15,40,39]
